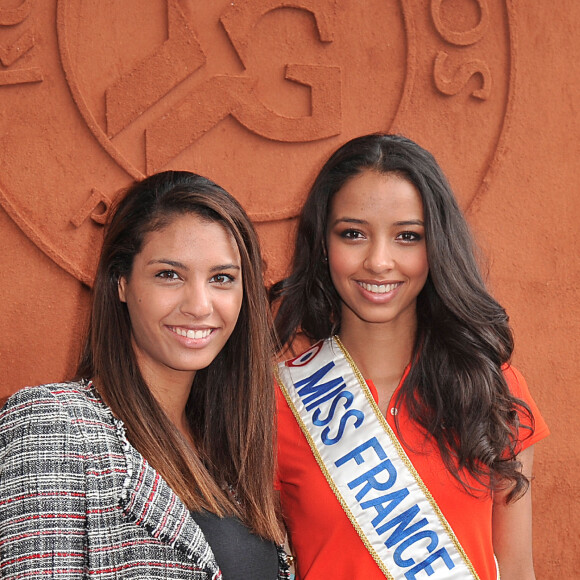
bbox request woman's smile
[118,213,243,388]
[356,280,403,296]
[326,170,429,332]
[169,326,215,341]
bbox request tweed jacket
[0,381,289,579]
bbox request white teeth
[174,327,212,339]
[359,282,399,294]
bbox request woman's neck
[338,318,416,409]
[137,361,196,445]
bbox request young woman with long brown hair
[0,171,289,579]
[270,134,548,580]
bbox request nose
[180,281,212,318]
[363,239,395,273]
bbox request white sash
[276,337,483,580]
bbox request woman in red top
[270,134,548,580]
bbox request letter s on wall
[433,51,491,100]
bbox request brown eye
[340,229,364,240]
[156,270,180,279]
[211,273,235,285]
[397,232,422,242]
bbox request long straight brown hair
[77,170,281,542]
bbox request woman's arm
[0,387,88,578]
[492,445,536,580]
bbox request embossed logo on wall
[0,0,513,285]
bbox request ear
[118,276,128,303]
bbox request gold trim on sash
[277,336,484,580]
[275,363,393,578]
[334,336,480,579]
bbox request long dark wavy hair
[77,170,281,541]
[270,134,534,501]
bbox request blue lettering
[305,382,348,412]
[312,391,353,425]
[378,504,429,547]
[335,437,387,467]
[295,361,345,409]
[404,548,455,579]
[295,361,335,391]
[393,530,439,567]
[348,460,398,501]
[321,409,364,445]
[361,487,408,525]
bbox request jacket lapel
[117,431,221,578]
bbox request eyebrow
[331,217,425,227]
[394,219,424,227]
[147,259,241,272]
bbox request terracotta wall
[0,1,578,574]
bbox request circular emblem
[0,0,514,285]
[288,342,324,367]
